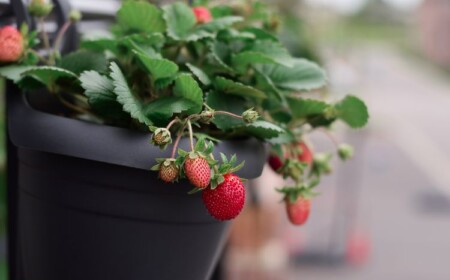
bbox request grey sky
[305,0,423,13]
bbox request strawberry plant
[0,0,369,224]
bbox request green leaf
[206,91,246,130]
[20,66,78,87]
[255,69,284,102]
[287,98,329,119]
[206,41,235,75]
[120,33,165,54]
[232,51,281,73]
[245,120,285,139]
[144,96,196,123]
[173,74,203,115]
[266,130,296,144]
[186,63,211,85]
[110,62,153,125]
[134,52,178,81]
[258,59,327,92]
[196,16,243,33]
[117,1,166,33]
[154,75,178,89]
[80,71,128,120]
[57,50,107,75]
[242,27,278,41]
[335,95,369,128]
[244,40,294,68]
[81,38,119,54]
[214,77,266,99]
[210,5,233,18]
[163,2,197,40]
[184,30,214,42]
[0,65,35,82]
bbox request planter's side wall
[17,150,229,280]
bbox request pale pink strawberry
[184,156,211,189]
[0,26,24,63]
[192,7,213,24]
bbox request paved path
[222,46,450,280]
[286,46,450,280]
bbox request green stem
[187,119,195,151]
[52,21,72,63]
[166,118,180,131]
[28,49,50,64]
[320,128,339,149]
[38,17,51,60]
[215,111,243,119]
[171,129,184,159]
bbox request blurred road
[225,46,450,280]
[287,46,450,280]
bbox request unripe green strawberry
[0,26,24,63]
[184,154,211,189]
[159,159,179,183]
[202,173,245,221]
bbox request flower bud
[151,128,172,149]
[242,108,259,124]
[28,0,53,17]
[313,153,333,174]
[338,144,354,161]
[199,110,215,124]
[69,10,82,23]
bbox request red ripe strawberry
[285,196,310,225]
[268,154,283,171]
[184,155,211,189]
[159,160,179,183]
[346,230,371,265]
[0,26,24,63]
[192,7,213,24]
[298,142,313,165]
[202,173,245,221]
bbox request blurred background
[1,0,450,279]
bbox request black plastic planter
[7,92,266,280]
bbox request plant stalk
[52,21,72,63]
[215,111,243,119]
[38,17,51,59]
[187,119,195,151]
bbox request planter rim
[8,92,267,178]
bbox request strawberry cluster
[151,108,257,221]
[270,139,354,226]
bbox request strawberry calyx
[209,153,245,190]
[277,183,319,204]
[311,152,333,176]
